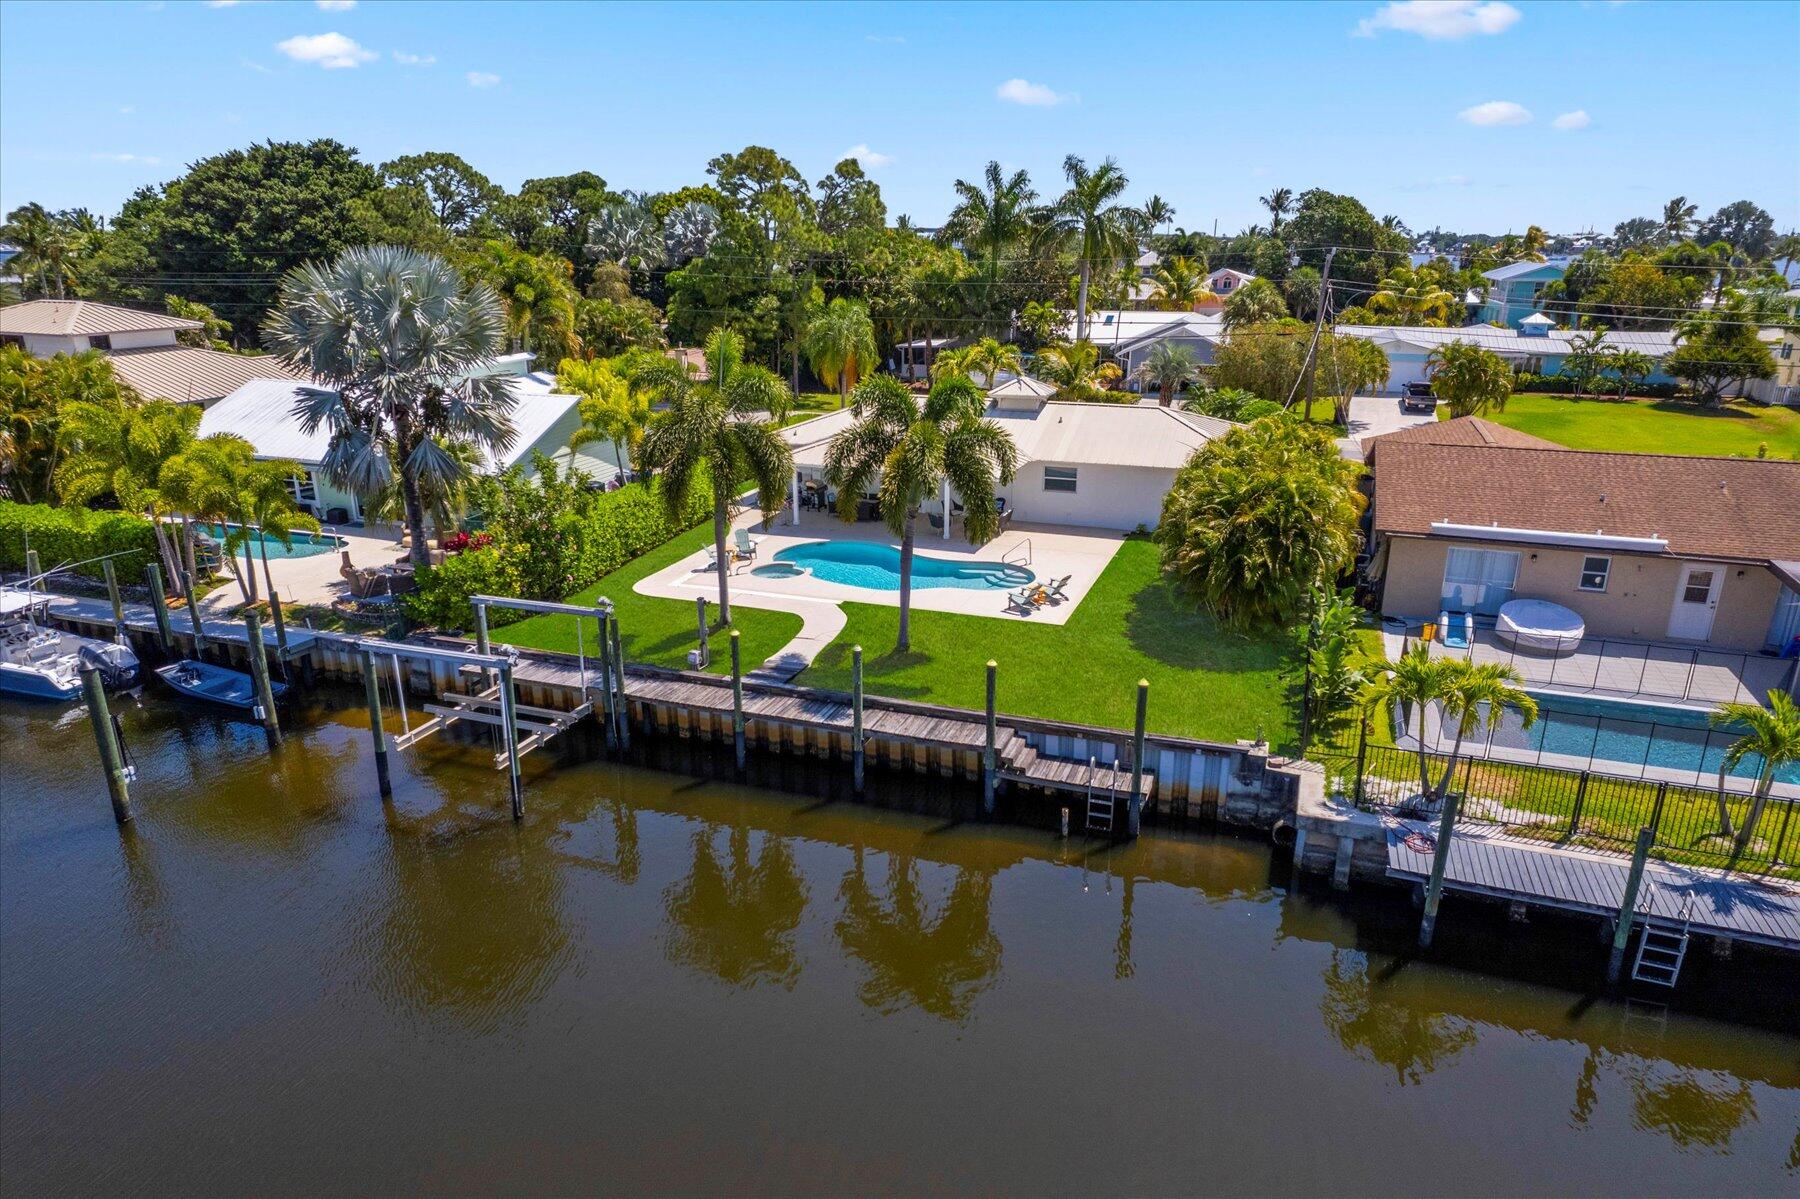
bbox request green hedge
[0,502,159,581]
[1513,372,1682,400]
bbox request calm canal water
[3,688,1797,1196]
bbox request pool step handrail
[1003,537,1032,568]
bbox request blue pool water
[1483,690,1799,784]
[773,541,1034,591]
[200,523,344,560]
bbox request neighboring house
[1205,268,1255,296]
[1744,288,1800,406]
[1336,319,1678,394]
[199,354,624,524]
[780,380,1233,532]
[890,335,966,383]
[1364,418,1800,653]
[1059,309,1227,394]
[1475,260,1565,328]
[665,346,711,380]
[0,298,307,405]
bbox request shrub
[1513,372,1682,400]
[0,502,160,581]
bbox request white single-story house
[1061,309,1226,393]
[779,378,1234,533]
[199,353,623,524]
[1336,318,1679,394]
[0,298,309,404]
[889,335,966,382]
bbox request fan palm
[558,356,652,479]
[1149,255,1209,310]
[945,161,1038,290]
[824,375,1018,652]
[1260,187,1294,234]
[801,297,879,406]
[634,328,794,625]
[1134,341,1200,406]
[1710,691,1800,861]
[261,245,518,570]
[1222,277,1290,330]
[1045,156,1142,341]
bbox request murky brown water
[3,688,1797,1196]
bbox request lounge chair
[1006,584,1047,614]
[732,528,760,560]
[1044,575,1072,602]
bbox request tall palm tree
[824,375,1018,652]
[558,356,652,479]
[0,203,80,298]
[1133,341,1201,405]
[1148,254,1210,310]
[945,161,1038,290]
[53,392,199,586]
[1710,690,1800,861]
[263,245,518,570]
[161,435,316,605]
[1431,660,1538,802]
[1662,196,1698,244]
[800,297,878,406]
[1361,644,1455,802]
[1046,156,1142,342]
[634,327,794,626]
[1140,194,1176,235]
[1261,187,1294,234]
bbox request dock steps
[1631,919,1691,987]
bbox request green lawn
[498,524,804,677]
[1452,392,1800,459]
[793,539,1298,748]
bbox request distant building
[1205,268,1256,297]
[1476,261,1565,328]
[1061,309,1226,393]
[1335,319,1677,394]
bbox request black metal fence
[1316,722,1799,878]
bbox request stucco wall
[1379,535,1784,650]
[1001,462,1174,531]
[106,329,181,351]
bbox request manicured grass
[793,538,1298,748]
[1450,392,1800,459]
[498,524,804,677]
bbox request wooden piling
[852,645,865,793]
[1607,827,1655,984]
[81,666,131,825]
[1128,679,1148,838]
[595,610,615,750]
[241,610,281,747]
[499,661,524,821]
[143,562,174,654]
[730,629,745,771]
[361,649,392,798]
[611,618,630,749]
[24,548,42,591]
[101,558,125,638]
[695,596,709,667]
[983,660,997,814]
[1418,789,1462,948]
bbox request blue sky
[3,0,1796,235]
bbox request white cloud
[996,78,1072,106]
[392,51,436,66]
[865,34,905,44]
[239,57,275,74]
[276,32,376,69]
[1551,109,1591,130]
[841,144,893,168]
[466,71,502,88]
[1355,1,1521,39]
[1458,99,1532,126]
[316,0,357,10]
[91,152,161,165]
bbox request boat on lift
[154,659,285,712]
[0,590,83,700]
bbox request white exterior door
[1667,563,1721,641]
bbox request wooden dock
[1385,818,1800,951]
[45,594,317,659]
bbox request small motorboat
[155,659,286,711]
[0,586,140,691]
[0,590,82,700]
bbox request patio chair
[733,528,760,560]
[1044,575,1073,602]
[1006,584,1047,614]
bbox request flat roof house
[0,298,308,404]
[1365,419,1800,654]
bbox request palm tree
[360,439,483,548]
[1709,690,1800,861]
[1029,339,1122,398]
[1361,644,1454,802]
[800,297,878,406]
[53,392,199,586]
[945,161,1038,290]
[1046,155,1142,341]
[1431,660,1537,802]
[824,375,1018,652]
[1016,299,1064,348]
[1141,194,1176,235]
[1134,341,1200,406]
[1610,348,1654,398]
[160,435,315,604]
[634,328,794,626]
[0,203,81,298]
[1260,187,1294,234]
[1426,341,1513,417]
[934,337,1021,388]
[1368,265,1457,325]
[1221,276,1290,330]
[1148,254,1210,310]
[262,245,519,570]
[558,356,652,479]
[1662,196,1698,244]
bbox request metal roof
[107,346,309,404]
[1063,310,1225,348]
[1481,260,1563,282]
[1337,323,1678,356]
[0,299,201,336]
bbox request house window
[1522,355,1544,373]
[88,334,113,351]
[285,469,318,509]
[1578,555,1610,592]
[0,334,22,349]
[1043,466,1078,493]
[1440,546,1520,616]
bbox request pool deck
[197,525,411,615]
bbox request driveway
[1337,394,1438,460]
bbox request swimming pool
[772,541,1034,591]
[1481,690,1799,784]
[200,523,345,560]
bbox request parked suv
[1400,381,1437,413]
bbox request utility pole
[1301,247,1336,422]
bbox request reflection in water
[1319,948,1478,1086]
[556,796,641,884]
[835,847,1001,1021]
[664,824,808,989]
[1628,1065,1760,1154]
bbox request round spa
[1495,598,1586,654]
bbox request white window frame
[1578,555,1611,592]
[1043,466,1078,494]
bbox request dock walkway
[1385,817,1800,950]
[45,594,317,657]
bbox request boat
[1,590,84,700]
[0,586,140,692]
[154,659,286,711]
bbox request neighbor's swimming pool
[772,541,1033,591]
[1482,690,1800,784]
[200,523,345,560]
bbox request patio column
[941,476,951,540]
[791,471,801,527]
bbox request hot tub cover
[1496,599,1585,653]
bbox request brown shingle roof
[1373,444,1800,563]
[1366,416,1559,461]
[106,346,310,404]
[0,299,201,336]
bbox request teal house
[1477,261,1565,328]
